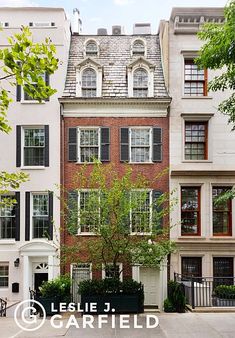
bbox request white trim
[76,60,102,97]
[129,127,152,163]
[77,127,100,163]
[21,126,46,168]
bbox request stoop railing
[0,298,7,317]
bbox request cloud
[90,17,102,23]
[0,0,38,6]
[114,0,134,6]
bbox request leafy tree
[0,26,58,197]
[62,162,176,278]
[196,1,235,128]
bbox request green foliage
[196,1,235,128]
[78,278,144,296]
[164,298,176,312]
[39,275,71,301]
[167,280,186,313]
[214,285,235,299]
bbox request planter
[213,297,235,307]
[37,296,60,316]
[81,293,144,314]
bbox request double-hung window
[182,257,202,279]
[181,187,200,235]
[32,193,49,238]
[85,41,98,56]
[23,73,47,101]
[132,40,145,56]
[212,187,232,236]
[79,128,99,163]
[82,68,97,97]
[133,68,148,97]
[185,122,208,160]
[184,59,207,96]
[131,190,151,233]
[79,190,100,233]
[0,264,9,288]
[0,196,16,239]
[23,127,45,166]
[103,264,122,280]
[130,128,151,163]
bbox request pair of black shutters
[68,127,162,162]
[16,73,50,102]
[25,192,54,241]
[16,125,49,167]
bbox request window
[130,128,151,163]
[185,122,208,160]
[212,187,232,236]
[132,40,145,56]
[23,127,45,166]
[82,68,97,97]
[184,59,207,96]
[182,257,202,279]
[181,187,200,235]
[213,257,234,287]
[32,194,49,238]
[0,264,9,287]
[79,128,99,162]
[23,73,47,101]
[79,190,100,233]
[103,263,122,280]
[131,191,151,233]
[0,196,16,239]
[85,41,98,56]
[133,68,148,97]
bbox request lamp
[14,258,20,267]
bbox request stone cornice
[59,97,171,105]
[171,170,235,177]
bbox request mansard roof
[127,56,155,70]
[63,34,169,99]
[76,57,102,70]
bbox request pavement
[1,312,235,338]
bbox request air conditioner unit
[112,25,123,35]
[0,22,9,27]
[133,23,151,35]
[29,22,55,27]
[97,28,108,35]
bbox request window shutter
[16,126,21,167]
[100,127,110,162]
[44,125,49,167]
[152,127,162,162]
[68,128,77,162]
[67,190,78,235]
[153,190,163,230]
[45,72,50,101]
[16,61,21,101]
[15,192,20,241]
[25,192,30,241]
[120,128,129,162]
[48,192,53,240]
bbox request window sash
[130,190,152,233]
[23,73,46,101]
[184,60,207,96]
[185,122,207,160]
[182,257,202,279]
[181,187,200,235]
[78,128,100,163]
[32,194,49,239]
[23,128,45,166]
[81,69,97,97]
[212,187,232,236]
[78,190,100,233]
[130,128,151,163]
[0,265,9,287]
[0,196,16,239]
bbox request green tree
[62,163,176,278]
[0,26,58,196]
[196,1,235,128]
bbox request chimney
[72,8,82,34]
[133,23,151,35]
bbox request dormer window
[132,40,145,56]
[82,68,97,97]
[85,40,98,56]
[133,68,148,97]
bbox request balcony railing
[174,273,235,308]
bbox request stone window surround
[83,39,99,57]
[131,37,147,57]
[76,59,103,97]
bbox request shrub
[214,285,235,300]
[164,298,176,312]
[39,275,71,301]
[167,280,186,313]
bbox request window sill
[21,166,46,170]
[76,162,99,165]
[178,236,206,240]
[76,233,96,236]
[20,100,46,104]
[129,162,154,165]
[182,160,212,163]
[131,232,152,236]
[209,237,234,240]
[181,96,213,100]
[0,239,16,244]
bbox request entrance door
[72,264,91,303]
[34,273,48,294]
[213,257,234,287]
[139,267,158,306]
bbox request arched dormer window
[85,40,98,56]
[81,68,97,97]
[133,68,148,97]
[132,40,145,56]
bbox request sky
[0,0,228,34]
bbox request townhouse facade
[60,24,171,309]
[160,8,235,282]
[0,7,70,303]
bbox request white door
[140,267,159,306]
[72,264,91,303]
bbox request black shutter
[15,192,20,241]
[45,72,50,101]
[120,128,129,162]
[25,192,30,241]
[153,190,163,230]
[67,190,78,235]
[44,125,49,167]
[48,192,53,240]
[16,62,21,101]
[152,127,162,162]
[100,127,110,162]
[68,128,77,162]
[16,126,21,167]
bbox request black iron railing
[0,298,7,317]
[174,273,235,308]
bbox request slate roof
[63,34,169,98]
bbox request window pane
[181,187,200,235]
[131,129,150,146]
[24,148,45,166]
[0,265,9,287]
[182,257,202,278]
[80,191,99,232]
[212,187,231,235]
[185,122,207,160]
[133,68,148,88]
[131,191,150,232]
[82,68,97,97]
[24,128,45,166]
[33,194,48,216]
[0,196,16,239]
[33,217,49,238]
[80,129,99,163]
[32,194,49,238]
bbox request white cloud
[90,17,102,23]
[0,0,38,6]
[114,0,134,6]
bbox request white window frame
[129,127,152,163]
[0,194,16,240]
[130,189,152,235]
[77,127,100,163]
[131,38,146,57]
[102,263,123,281]
[77,189,100,235]
[31,192,49,240]
[127,60,154,97]
[84,39,99,57]
[76,62,102,97]
[21,126,46,168]
[21,72,47,103]
[0,263,9,289]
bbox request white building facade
[0,7,70,303]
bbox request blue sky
[0,0,228,34]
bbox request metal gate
[71,264,91,303]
